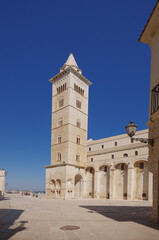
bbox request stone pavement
[0,194,159,240]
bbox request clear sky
[0,0,157,191]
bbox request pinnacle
[65,53,78,67]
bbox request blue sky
[0,0,156,190]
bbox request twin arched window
[76,154,80,161]
[77,136,80,144]
[59,98,64,108]
[76,120,81,128]
[58,136,61,144]
[57,118,63,127]
[58,153,61,161]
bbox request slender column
[127,163,134,200]
[94,170,100,198]
[148,172,153,201]
[82,173,87,198]
[109,166,115,199]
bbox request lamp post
[125,121,154,146]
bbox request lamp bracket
[131,137,154,146]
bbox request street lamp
[125,121,154,146]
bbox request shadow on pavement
[0,209,27,240]
[80,205,159,230]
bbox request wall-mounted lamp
[125,121,154,146]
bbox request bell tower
[45,53,91,198]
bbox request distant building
[45,53,152,201]
[0,170,7,200]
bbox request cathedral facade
[45,54,152,201]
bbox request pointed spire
[65,53,78,67]
[60,53,82,74]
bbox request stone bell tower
[45,53,91,198]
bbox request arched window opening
[91,158,93,162]
[123,153,128,157]
[115,142,117,146]
[65,83,67,90]
[89,147,91,151]
[135,151,138,156]
[58,153,61,161]
[63,84,65,91]
[60,86,63,92]
[58,136,61,144]
[112,155,114,159]
[101,145,104,149]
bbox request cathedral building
[45,53,152,201]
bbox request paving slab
[0,194,159,240]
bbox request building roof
[139,0,159,43]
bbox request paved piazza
[0,194,159,240]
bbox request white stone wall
[0,170,6,200]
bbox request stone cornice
[49,67,92,86]
[45,163,85,169]
[87,143,148,157]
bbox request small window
[112,155,114,159]
[131,138,134,143]
[140,162,144,169]
[58,153,61,161]
[142,193,146,197]
[76,100,81,109]
[89,147,91,151]
[123,153,128,157]
[58,118,63,127]
[135,151,138,156]
[76,154,80,161]
[102,145,104,149]
[91,158,93,162]
[115,142,117,146]
[104,166,107,172]
[77,136,80,144]
[121,164,125,170]
[58,136,61,144]
[59,98,64,108]
[76,120,81,128]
